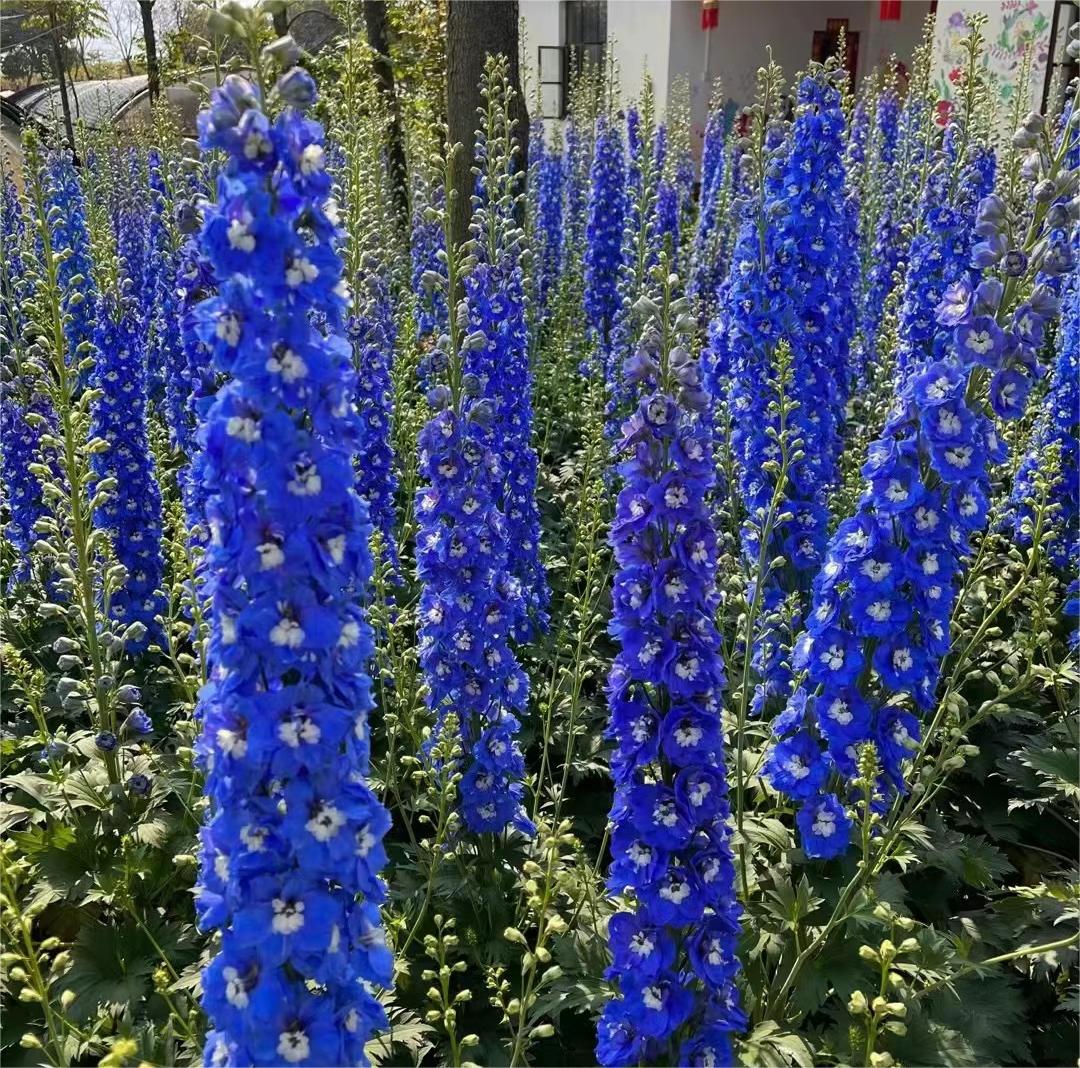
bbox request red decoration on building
[880,0,902,19]
[701,0,718,30]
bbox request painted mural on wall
[932,0,1052,125]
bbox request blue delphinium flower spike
[191,70,393,1066]
[598,266,743,1067]
[585,114,627,343]
[350,253,401,574]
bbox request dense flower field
[1,4,1078,1067]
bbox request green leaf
[365,1001,435,1067]
[737,1021,815,1067]
[959,837,1014,890]
[1019,747,1080,795]
[62,921,162,1021]
[742,815,794,854]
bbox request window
[538,46,565,119]
[537,1,607,119]
[565,0,606,76]
[1042,0,1079,111]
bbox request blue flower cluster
[854,88,902,378]
[689,101,727,320]
[765,120,1077,859]
[45,150,97,366]
[412,75,537,837]
[146,150,189,446]
[469,88,549,635]
[414,377,534,835]
[88,293,166,651]
[0,178,47,586]
[585,115,627,341]
[563,117,592,262]
[845,97,870,174]
[410,172,448,354]
[1010,237,1078,570]
[176,213,217,531]
[894,134,996,384]
[626,106,644,205]
[116,148,151,335]
[0,393,50,586]
[598,280,743,1068]
[350,256,400,574]
[529,117,564,319]
[190,71,392,1066]
[718,71,853,715]
[782,72,855,441]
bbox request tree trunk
[48,5,76,153]
[445,0,528,260]
[140,0,160,102]
[362,0,410,234]
[272,4,289,37]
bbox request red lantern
[701,0,718,30]
[880,0,902,19]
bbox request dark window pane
[565,0,606,45]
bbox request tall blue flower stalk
[601,87,662,445]
[414,71,535,837]
[88,289,166,651]
[45,150,97,366]
[411,170,448,355]
[894,128,996,385]
[528,117,565,322]
[585,114,627,342]
[717,69,852,716]
[191,70,393,1066]
[117,148,151,333]
[854,88,903,378]
[176,212,217,531]
[147,150,190,441]
[626,105,644,205]
[0,177,48,585]
[765,108,1077,860]
[1010,237,1078,571]
[350,255,400,573]
[563,115,592,264]
[467,62,549,634]
[597,266,743,1068]
[689,99,728,320]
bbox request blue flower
[689,100,729,320]
[1008,229,1079,572]
[349,256,401,573]
[620,974,694,1039]
[584,115,627,340]
[764,730,829,799]
[415,70,536,838]
[192,70,392,1064]
[606,912,677,981]
[598,272,741,1064]
[709,70,854,716]
[88,294,166,650]
[528,117,564,321]
[411,172,448,351]
[796,794,853,859]
[44,149,97,366]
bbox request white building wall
[522,0,945,162]
[520,0,564,104]
[683,1,933,166]
[609,1,675,111]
